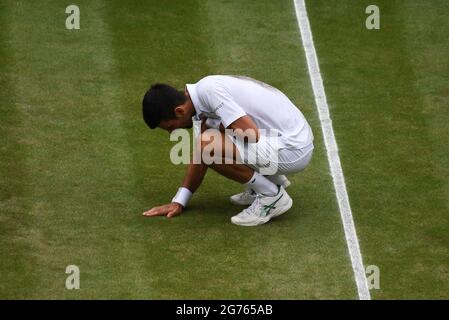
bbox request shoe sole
[231,197,293,227]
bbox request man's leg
[200,130,278,196]
[199,129,294,226]
[266,174,290,188]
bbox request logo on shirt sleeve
[212,102,224,113]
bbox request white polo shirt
[185,75,313,150]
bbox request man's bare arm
[227,115,260,142]
[143,116,259,218]
[181,162,208,193]
[143,121,208,218]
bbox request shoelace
[243,194,261,216]
[241,189,256,201]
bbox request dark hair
[142,84,186,129]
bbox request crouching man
[141,75,314,226]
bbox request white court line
[293,0,371,300]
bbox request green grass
[308,0,449,298]
[0,0,354,299]
[1,0,448,299]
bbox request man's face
[158,94,194,133]
[159,112,193,133]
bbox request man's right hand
[142,202,183,218]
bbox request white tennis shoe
[231,186,293,226]
[229,178,291,206]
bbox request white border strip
[293,0,371,300]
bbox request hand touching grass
[142,203,183,218]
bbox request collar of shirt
[185,83,202,121]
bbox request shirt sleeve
[199,79,247,128]
[205,118,221,129]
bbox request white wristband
[172,187,193,207]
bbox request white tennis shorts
[231,134,314,175]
